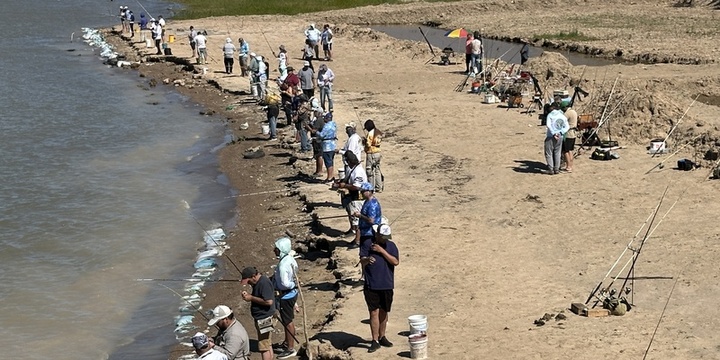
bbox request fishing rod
[642,266,685,360]
[136,278,239,282]
[182,200,243,275]
[157,283,212,323]
[260,30,277,58]
[225,185,310,199]
[135,0,153,19]
[651,94,700,158]
[645,134,702,174]
[418,27,436,64]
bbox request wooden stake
[294,272,313,360]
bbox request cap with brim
[360,182,374,192]
[240,266,257,284]
[372,223,392,239]
[191,332,209,350]
[345,122,356,129]
[287,66,294,71]
[303,61,310,67]
[207,305,232,326]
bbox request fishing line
[182,200,243,275]
[157,283,212,323]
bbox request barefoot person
[359,222,399,353]
[207,305,250,360]
[241,267,275,360]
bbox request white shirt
[321,29,333,44]
[278,52,287,69]
[340,133,363,164]
[153,24,162,40]
[305,28,321,43]
[199,349,228,360]
[158,18,165,26]
[194,34,207,49]
[348,163,367,189]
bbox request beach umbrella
[444,28,469,38]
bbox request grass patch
[534,29,597,41]
[172,0,459,19]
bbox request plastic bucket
[337,169,345,180]
[408,333,428,359]
[261,124,270,135]
[168,34,175,43]
[408,315,428,335]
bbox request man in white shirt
[317,64,335,112]
[152,19,163,55]
[336,122,363,174]
[192,332,229,360]
[334,151,367,247]
[194,32,208,64]
[304,23,322,61]
[157,15,166,41]
[471,31,483,74]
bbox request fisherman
[192,332,229,360]
[471,31,483,74]
[277,45,288,79]
[238,38,250,77]
[222,38,236,74]
[241,267,275,360]
[363,120,383,193]
[119,6,127,33]
[334,151,367,247]
[255,54,268,101]
[302,39,315,72]
[272,238,299,360]
[311,112,337,183]
[295,94,312,153]
[304,23,322,60]
[207,305,251,360]
[353,182,382,249]
[562,104,578,172]
[298,61,315,98]
[157,15,166,41]
[544,103,570,175]
[194,31,208,64]
[520,39,530,66]
[151,18,163,55]
[464,32,474,74]
[359,222,399,353]
[139,13,148,40]
[336,122,363,175]
[321,24,333,61]
[317,64,335,112]
[127,9,135,37]
[188,26,198,58]
[307,103,326,176]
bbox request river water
[0,1,236,359]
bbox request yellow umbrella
[444,28,469,38]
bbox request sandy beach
[107,1,720,359]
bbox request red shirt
[284,73,299,88]
[465,37,474,54]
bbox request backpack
[591,148,611,161]
[713,166,720,179]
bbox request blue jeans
[320,86,333,111]
[268,114,277,138]
[299,127,311,151]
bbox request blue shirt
[240,42,250,56]
[318,121,337,152]
[360,239,398,290]
[358,197,381,236]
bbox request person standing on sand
[335,151,367,247]
[152,19,163,55]
[188,26,197,58]
[295,94,312,153]
[207,305,251,360]
[353,182,382,250]
[240,267,275,360]
[298,61,315,98]
[317,64,334,112]
[272,237,299,360]
[255,54,268,101]
[363,120,383,193]
[312,112,337,183]
[238,38,250,77]
[222,38,236,74]
[302,39,315,72]
[544,103,569,175]
[119,6,127,33]
[139,13,148,40]
[277,45,288,79]
[471,31,483,74]
[465,32,474,74]
[194,31,208,64]
[191,332,229,360]
[359,222,399,353]
[157,15,166,42]
[304,23,322,61]
[562,105,578,172]
[336,122,363,175]
[127,9,135,37]
[321,24,333,61]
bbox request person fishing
[206,305,251,359]
[363,120,383,193]
[240,267,275,360]
[272,237,299,360]
[238,38,250,77]
[191,332,228,360]
[353,182,382,249]
[334,151,367,247]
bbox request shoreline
[104,1,720,359]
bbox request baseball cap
[360,182,374,192]
[191,332,209,350]
[372,223,392,239]
[303,61,310,67]
[324,112,333,121]
[287,66,294,72]
[207,305,232,326]
[240,266,258,284]
[345,122,356,129]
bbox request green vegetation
[533,29,597,42]
[171,0,457,19]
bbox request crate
[578,114,598,130]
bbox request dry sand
[108,1,720,359]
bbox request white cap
[249,52,256,57]
[303,61,310,67]
[208,305,232,326]
[371,223,392,239]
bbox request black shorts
[312,139,322,158]
[278,295,297,325]
[323,43,332,51]
[562,137,576,153]
[364,288,394,312]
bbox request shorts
[364,288,394,312]
[278,295,297,325]
[322,151,335,168]
[562,137,576,153]
[341,197,363,226]
[312,139,323,158]
[190,42,196,50]
[254,320,273,351]
[323,43,332,51]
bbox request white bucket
[337,169,345,180]
[650,139,666,152]
[261,124,270,135]
[202,67,208,75]
[409,333,428,359]
[145,38,153,48]
[408,315,428,335]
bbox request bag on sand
[591,148,611,161]
[677,159,694,171]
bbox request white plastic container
[408,314,428,335]
[261,124,270,135]
[409,333,428,359]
